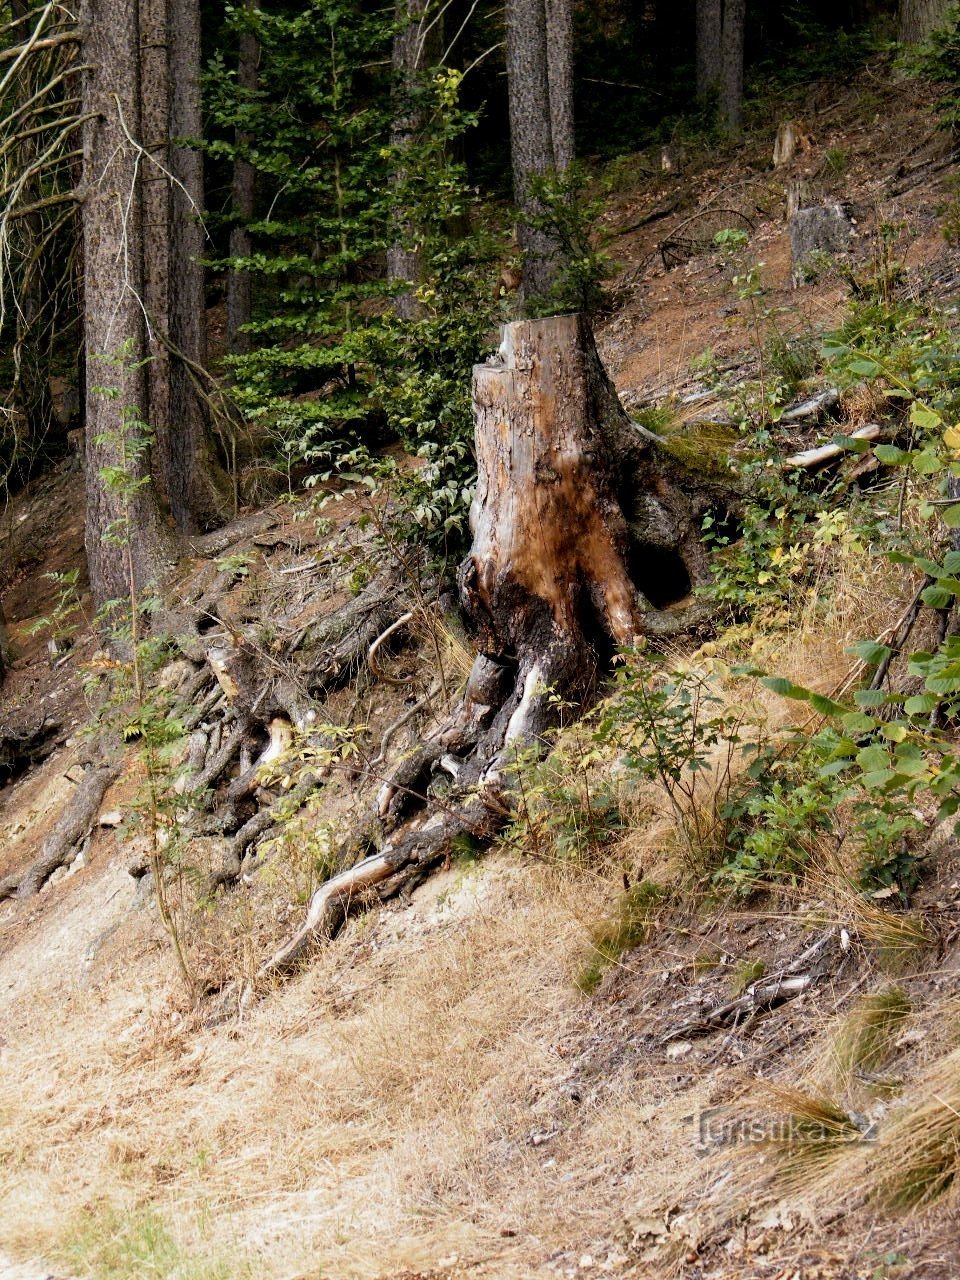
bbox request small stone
[666,1040,693,1060]
[64,764,87,784]
[99,809,123,828]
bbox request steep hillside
[3,56,960,1280]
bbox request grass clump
[731,956,766,995]
[832,987,911,1083]
[870,1049,960,1209]
[55,1205,242,1280]
[576,880,667,994]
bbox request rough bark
[81,0,172,606]
[899,0,950,42]
[457,314,717,772]
[696,0,722,100]
[169,0,229,531]
[138,0,171,499]
[0,602,7,684]
[720,0,746,137]
[506,0,570,301]
[226,0,258,358]
[387,0,443,319]
[6,0,61,471]
[545,0,574,172]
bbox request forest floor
[3,55,960,1280]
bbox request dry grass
[0,850,703,1279]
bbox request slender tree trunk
[387,0,443,319]
[0,600,8,685]
[81,0,170,607]
[506,0,573,302]
[8,0,58,469]
[720,0,746,137]
[696,0,722,99]
[226,0,258,358]
[545,0,574,172]
[898,0,950,41]
[169,0,227,531]
[138,0,171,499]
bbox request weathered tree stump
[455,313,723,779]
[790,203,852,284]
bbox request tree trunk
[168,0,228,531]
[7,0,60,473]
[387,0,444,320]
[138,0,171,501]
[696,0,722,99]
[226,0,258,358]
[545,0,574,172]
[0,600,8,685]
[720,0,746,137]
[81,0,171,607]
[456,314,720,777]
[506,0,574,303]
[899,0,950,41]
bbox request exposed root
[0,756,120,900]
[253,798,502,982]
[367,610,415,686]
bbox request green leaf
[761,676,810,701]
[874,444,908,464]
[850,641,892,666]
[856,744,890,772]
[860,769,897,790]
[913,449,944,476]
[855,689,897,708]
[942,504,960,529]
[881,722,909,742]
[808,692,849,717]
[904,693,939,715]
[922,585,953,608]
[910,401,943,429]
[841,712,877,734]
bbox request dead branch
[783,423,883,469]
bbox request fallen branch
[783,423,882,469]
[662,929,838,1042]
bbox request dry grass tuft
[866,1048,960,1210]
[827,987,911,1086]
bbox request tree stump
[789,203,852,284]
[456,313,726,777]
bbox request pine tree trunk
[387,0,443,320]
[138,0,171,497]
[898,0,950,41]
[506,0,570,302]
[81,0,171,607]
[696,0,722,99]
[8,0,59,470]
[168,0,228,531]
[720,0,746,136]
[456,314,721,772]
[545,0,574,172]
[226,0,258,358]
